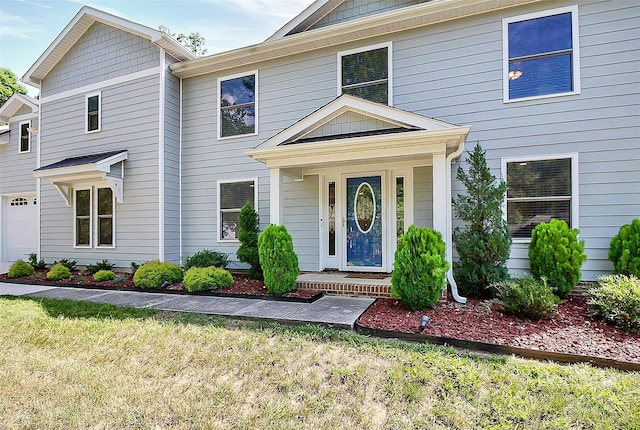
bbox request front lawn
[0,297,638,429]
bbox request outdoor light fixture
[420,315,430,331]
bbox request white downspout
[179,77,183,266]
[445,141,467,304]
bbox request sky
[0,0,317,96]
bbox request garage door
[3,195,37,261]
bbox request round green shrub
[588,275,640,333]
[8,259,35,278]
[493,276,560,320]
[608,219,640,277]
[133,260,183,289]
[184,266,234,292]
[47,263,71,281]
[391,226,450,310]
[184,250,229,270]
[258,224,299,296]
[93,270,116,282]
[529,219,587,298]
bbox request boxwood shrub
[183,266,234,292]
[588,275,640,333]
[529,219,587,298]
[47,263,71,281]
[608,219,640,277]
[8,260,35,278]
[391,226,449,310]
[184,250,229,270]
[258,224,299,296]
[493,276,560,320]
[133,261,183,289]
[93,270,116,282]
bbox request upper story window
[218,72,257,139]
[503,155,578,240]
[217,179,256,241]
[19,121,30,153]
[338,42,392,105]
[86,92,101,133]
[503,6,580,102]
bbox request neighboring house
[4,0,638,297]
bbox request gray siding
[0,117,38,195]
[163,58,181,264]
[42,22,160,98]
[39,74,161,267]
[282,174,320,271]
[413,166,432,229]
[311,0,424,30]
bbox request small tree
[529,219,587,298]
[391,226,449,310]
[452,143,512,298]
[258,225,299,296]
[608,219,640,277]
[237,203,262,280]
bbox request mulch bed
[357,295,640,364]
[0,270,321,301]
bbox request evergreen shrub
[8,260,35,278]
[258,225,299,296]
[93,270,116,282]
[133,261,183,289]
[87,259,115,275]
[184,250,229,270]
[52,258,77,271]
[608,219,640,277]
[588,275,640,333]
[391,226,449,310]
[452,144,512,298]
[183,266,234,292]
[493,276,560,320]
[237,203,263,280]
[27,253,46,270]
[47,263,71,281]
[529,219,587,298]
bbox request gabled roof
[0,93,39,124]
[22,6,196,88]
[266,0,345,41]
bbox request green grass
[1,297,639,429]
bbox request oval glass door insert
[354,182,376,233]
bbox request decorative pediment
[0,93,38,124]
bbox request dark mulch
[357,295,640,364]
[0,270,320,300]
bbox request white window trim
[337,41,393,106]
[501,153,579,244]
[85,91,102,133]
[217,70,258,140]
[502,5,581,103]
[216,178,258,243]
[73,185,116,249]
[74,186,93,249]
[18,120,31,153]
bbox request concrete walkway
[0,282,374,330]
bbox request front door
[346,175,383,270]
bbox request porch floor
[297,272,392,298]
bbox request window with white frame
[503,6,580,102]
[338,42,391,105]
[218,179,256,241]
[19,121,30,153]
[505,155,577,239]
[75,186,114,247]
[218,72,257,138]
[86,92,101,132]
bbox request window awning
[33,150,127,205]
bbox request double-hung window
[504,155,578,240]
[218,72,257,139]
[218,179,256,241]
[75,186,114,247]
[19,121,30,153]
[86,92,101,132]
[503,6,580,102]
[338,42,392,105]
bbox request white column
[432,152,447,236]
[269,168,284,225]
